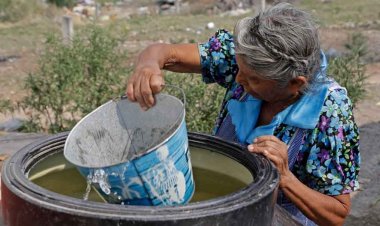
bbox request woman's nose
[235,70,244,84]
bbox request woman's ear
[289,76,307,93]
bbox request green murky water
[29,147,253,203]
[190,167,248,202]
[31,167,104,202]
[31,166,248,203]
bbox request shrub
[96,0,120,5]
[14,25,129,133]
[46,0,76,8]
[164,73,225,133]
[328,33,368,106]
[0,99,15,116]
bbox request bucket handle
[118,84,186,108]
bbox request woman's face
[235,54,295,103]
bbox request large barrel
[1,132,279,226]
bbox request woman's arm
[126,43,201,109]
[138,43,201,73]
[281,172,350,225]
[248,136,351,226]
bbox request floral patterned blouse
[198,29,360,196]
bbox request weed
[328,33,368,107]
[46,0,75,8]
[164,73,225,133]
[5,25,129,133]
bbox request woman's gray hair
[234,3,321,90]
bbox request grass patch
[121,13,249,43]
[296,0,380,26]
[0,19,60,51]
[0,0,45,22]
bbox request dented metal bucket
[64,94,194,206]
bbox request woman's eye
[248,76,259,83]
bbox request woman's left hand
[247,135,293,187]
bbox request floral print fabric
[198,29,360,195]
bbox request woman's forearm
[138,43,201,73]
[281,173,351,226]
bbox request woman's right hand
[126,43,201,110]
[126,56,165,110]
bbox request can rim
[63,93,186,168]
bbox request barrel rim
[2,132,279,221]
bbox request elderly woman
[126,3,360,226]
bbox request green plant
[96,0,120,5]
[46,0,75,8]
[164,73,225,133]
[11,25,129,133]
[0,100,15,116]
[328,33,368,106]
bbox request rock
[157,0,180,14]
[137,7,150,16]
[220,8,251,17]
[100,15,110,21]
[206,22,215,30]
[73,4,96,18]
[73,5,85,14]
[0,118,23,132]
[327,24,340,29]
[85,0,95,4]
[0,55,20,63]
[343,22,356,29]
